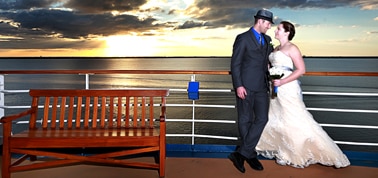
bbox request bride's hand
[273,79,282,87]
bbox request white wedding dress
[256,51,350,168]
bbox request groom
[229,9,274,173]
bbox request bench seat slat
[13,128,159,138]
[10,135,160,148]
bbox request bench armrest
[0,108,34,124]
[1,109,34,139]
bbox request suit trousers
[236,89,269,159]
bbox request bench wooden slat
[12,128,159,139]
[51,97,58,129]
[109,96,114,127]
[29,97,39,129]
[133,97,138,127]
[126,96,130,127]
[84,96,90,128]
[42,97,49,129]
[100,96,106,128]
[116,97,121,128]
[92,96,98,128]
[141,97,146,127]
[149,97,153,127]
[59,97,66,129]
[76,96,82,128]
[68,97,74,128]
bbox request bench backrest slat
[141,97,146,127]
[133,97,138,127]
[84,96,90,128]
[125,96,130,127]
[117,97,122,128]
[76,96,82,128]
[92,96,98,128]
[149,97,154,127]
[68,97,74,128]
[42,97,50,128]
[29,97,39,129]
[28,89,169,130]
[51,97,58,128]
[59,96,67,129]
[109,96,114,127]
[101,96,106,128]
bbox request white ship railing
[0,70,377,148]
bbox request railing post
[79,73,92,89]
[190,75,196,145]
[0,74,4,144]
[85,73,90,89]
[0,74,4,118]
[192,99,195,145]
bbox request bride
[256,21,350,168]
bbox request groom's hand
[236,86,247,99]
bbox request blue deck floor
[166,144,378,168]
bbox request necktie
[260,34,263,45]
[259,35,262,45]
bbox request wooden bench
[1,89,169,178]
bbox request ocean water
[0,57,377,152]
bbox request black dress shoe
[228,152,245,173]
[246,157,264,171]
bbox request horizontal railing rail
[1,70,377,149]
[1,70,378,76]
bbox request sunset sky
[0,0,377,57]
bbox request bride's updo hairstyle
[281,21,295,41]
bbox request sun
[104,35,158,57]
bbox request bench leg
[2,144,11,178]
[159,149,166,178]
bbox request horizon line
[0,56,378,59]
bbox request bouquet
[269,66,284,99]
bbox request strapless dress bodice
[269,51,293,70]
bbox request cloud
[0,0,59,10]
[351,0,378,10]
[0,0,376,51]
[182,0,378,29]
[1,9,166,39]
[175,20,209,29]
[64,0,148,13]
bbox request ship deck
[0,69,377,178]
[2,156,377,178]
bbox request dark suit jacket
[230,28,274,92]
